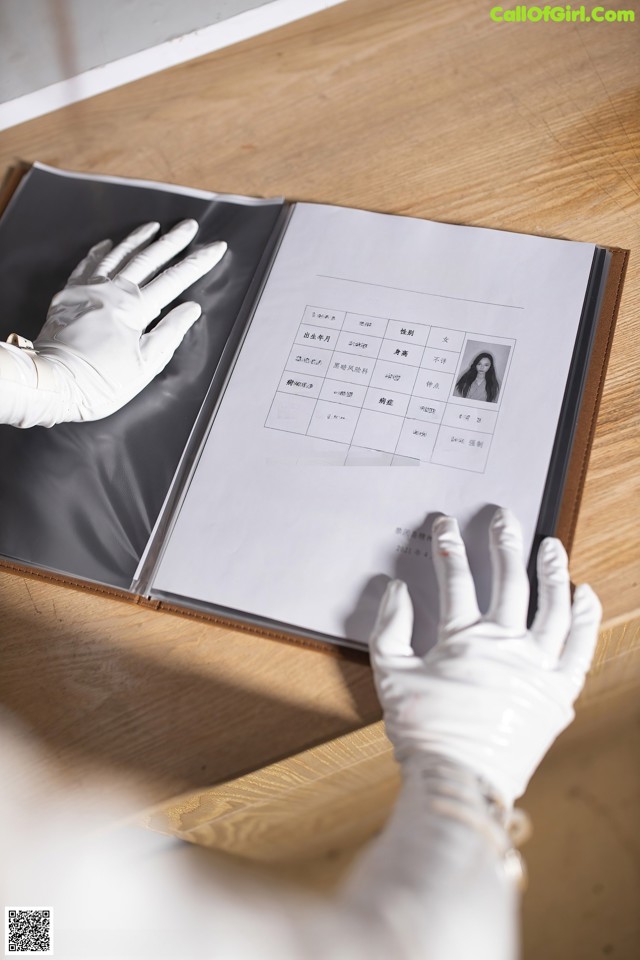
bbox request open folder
[0,163,627,652]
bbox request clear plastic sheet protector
[143,199,624,651]
[0,164,285,589]
[0,164,627,651]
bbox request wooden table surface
[1,0,639,805]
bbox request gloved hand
[0,220,226,428]
[370,507,602,808]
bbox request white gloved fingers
[486,508,529,633]
[432,515,480,635]
[559,583,602,696]
[140,301,202,373]
[67,239,113,285]
[365,513,597,812]
[117,219,199,286]
[92,221,161,280]
[369,579,415,660]
[140,241,228,318]
[531,538,571,658]
[9,221,224,426]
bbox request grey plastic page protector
[0,164,283,588]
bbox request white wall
[0,0,273,102]
[0,0,348,128]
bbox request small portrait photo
[452,340,512,405]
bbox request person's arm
[0,509,600,959]
[0,220,226,428]
[177,510,600,960]
[336,509,600,960]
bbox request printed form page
[152,204,595,650]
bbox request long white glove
[0,220,227,428]
[340,507,602,960]
[0,510,602,960]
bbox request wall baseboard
[0,0,348,132]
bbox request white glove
[370,507,602,808]
[0,220,227,428]
[3,509,599,960]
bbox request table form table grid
[265,306,499,471]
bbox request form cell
[286,343,333,376]
[412,369,454,399]
[295,323,338,349]
[364,386,410,417]
[319,379,367,407]
[343,313,389,337]
[302,306,346,329]
[421,348,460,374]
[278,372,322,398]
[369,359,419,395]
[335,329,383,359]
[426,327,465,352]
[442,403,497,433]
[352,409,404,454]
[406,396,445,423]
[431,425,491,472]
[394,419,438,461]
[328,351,375,386]
[307,400,359,444]
[265,393,316,434]
[378,338,424,366]
[385,319,431,346]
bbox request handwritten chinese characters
[265,307,507,472]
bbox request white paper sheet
[151,203,595,650]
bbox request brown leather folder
[0,163,629,653]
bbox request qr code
[5,908,53,955]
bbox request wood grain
[139,613,640,863]
[0,0,638,805]
[141,721,399,863]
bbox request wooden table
[1,0,638,828]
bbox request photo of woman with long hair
[454,351,500,403]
